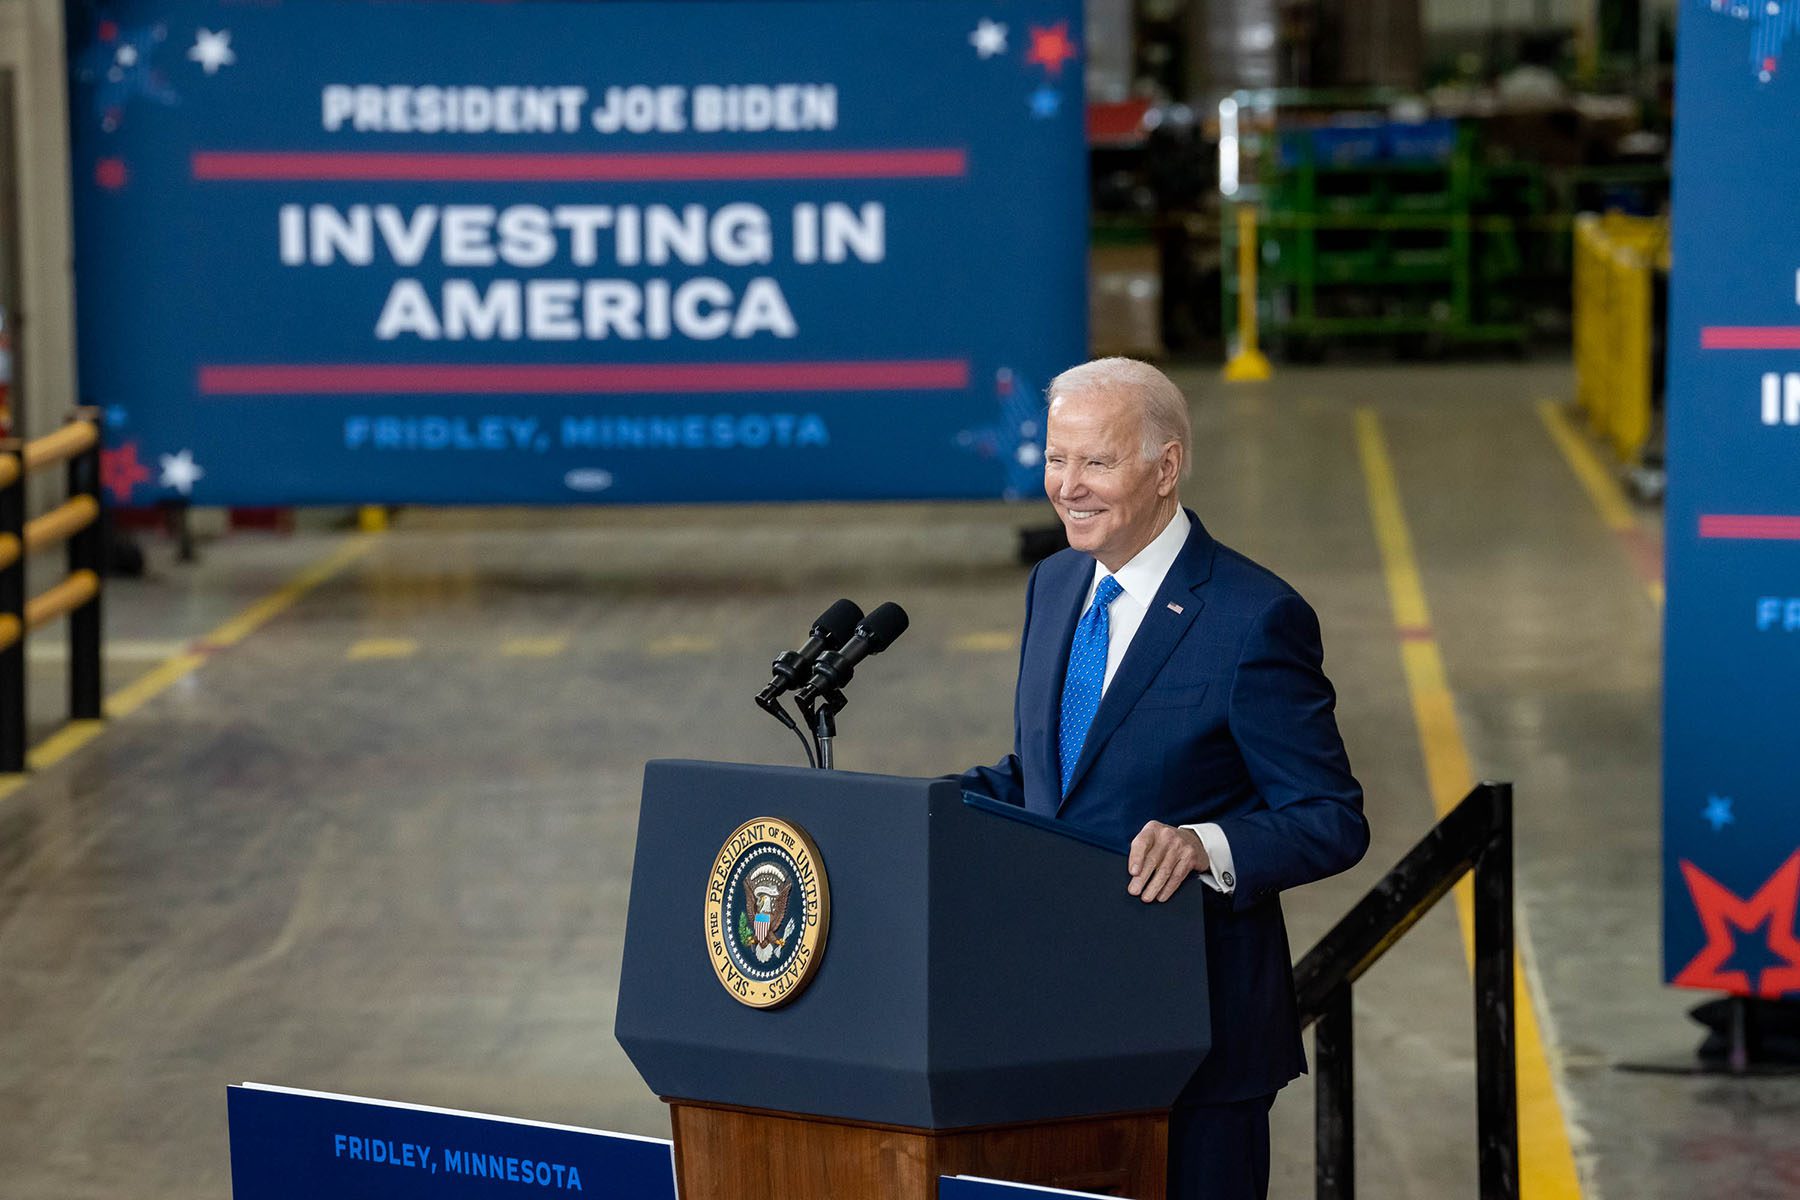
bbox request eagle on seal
[743,864,793,963]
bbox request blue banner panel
[1662,1,1800,995]
[65,0,1086,505]
[938,1177,1115,1199]
[226,1084,676,1198]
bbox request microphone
[795,602,910,704]
[758,599,864,704]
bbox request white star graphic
[116,44,138,66]
[188,28,235,75]
[158,449,205,495]
[969,18,1008,58]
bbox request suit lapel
[1026,555,1089,817]
[1057,512,1217,812]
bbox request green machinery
[1226,122,1544,356]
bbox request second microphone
[794,602,910,704]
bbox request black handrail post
[66,413,103,721]
[1472,781,1519,1200]
[0,437,23,771]
[1314,984,1355,1200]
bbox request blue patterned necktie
[1059,575,1123,796]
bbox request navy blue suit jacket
[964,510,1369,1103]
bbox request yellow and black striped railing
[0,410,105,772]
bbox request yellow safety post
[1571,212,1667,465]
[357,505,389,533]
[24,494,100,556]
[1223,205,1274,382]
[25,569,99,633]
[1572,215,1602,425]
[1611,241,1654,461]
[22,420,99,474]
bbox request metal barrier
[0,411,105,771]
[1295,781,1517,1200]
[1573,212,1668,463]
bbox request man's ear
[1157,443,1183,495]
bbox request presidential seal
[704,817,830,1009]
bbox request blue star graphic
[104,405,129,430]
[953,367,1048,500]
[1703,795,1735,831]
[1029,85,1061,118]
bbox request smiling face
[1043,387,1183,571]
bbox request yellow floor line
[208,537,375,648]
[499,636,568,658]
[1537,399,1663,609]
[346,637,418,661]
[1356,408,1585,1200]
[1536,400,1636,532]
[106,652,209,720]
[5,534,379,794]
[24,720,107,770]
[949,631,1017,653]
[646,634,719,657]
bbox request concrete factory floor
[2,361,1795,1199]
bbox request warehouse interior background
[2,0,1797,1198]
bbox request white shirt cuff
[1183,822,1237,894]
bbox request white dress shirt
[1081,507,1238,894]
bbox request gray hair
[1046,357,1192,479]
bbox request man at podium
[963,357,1370,1200]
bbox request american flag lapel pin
[1167,602,1184,614]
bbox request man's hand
[1128,821,1209,902]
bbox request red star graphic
[95,158,129,190]
[100,441,151,504]
[98,19,118,41]
[1025,21,1079,76]
[1673,850,1800,997]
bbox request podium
[615,760,1210,1199]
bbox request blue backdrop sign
[65,0,1086,505]
[227,1083,677,1198]
[1663,2,1800,996]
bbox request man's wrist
[1182,822,1237,893]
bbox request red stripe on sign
[197,360,971,395]
[1698,514,1800,540]
[191,149,968,182]
[1700,327,1800,349]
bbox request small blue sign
[65,0,1087,505]
[938,1177,1118,1199]
[226,1084,676,1198]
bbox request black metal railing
[1294,780,1517,1200]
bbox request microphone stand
[797,687,847,770]
[755,691,817,770]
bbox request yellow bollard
[1570,212,1665,464]
[1223,205,1274,382]
[357,505,389,533]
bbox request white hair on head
[1046,357,1192,479]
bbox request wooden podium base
[667,1098,1166,1200]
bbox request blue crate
[1310,123,1385,167]
[1383,118,1458,164]
[1277,123,1385,169]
